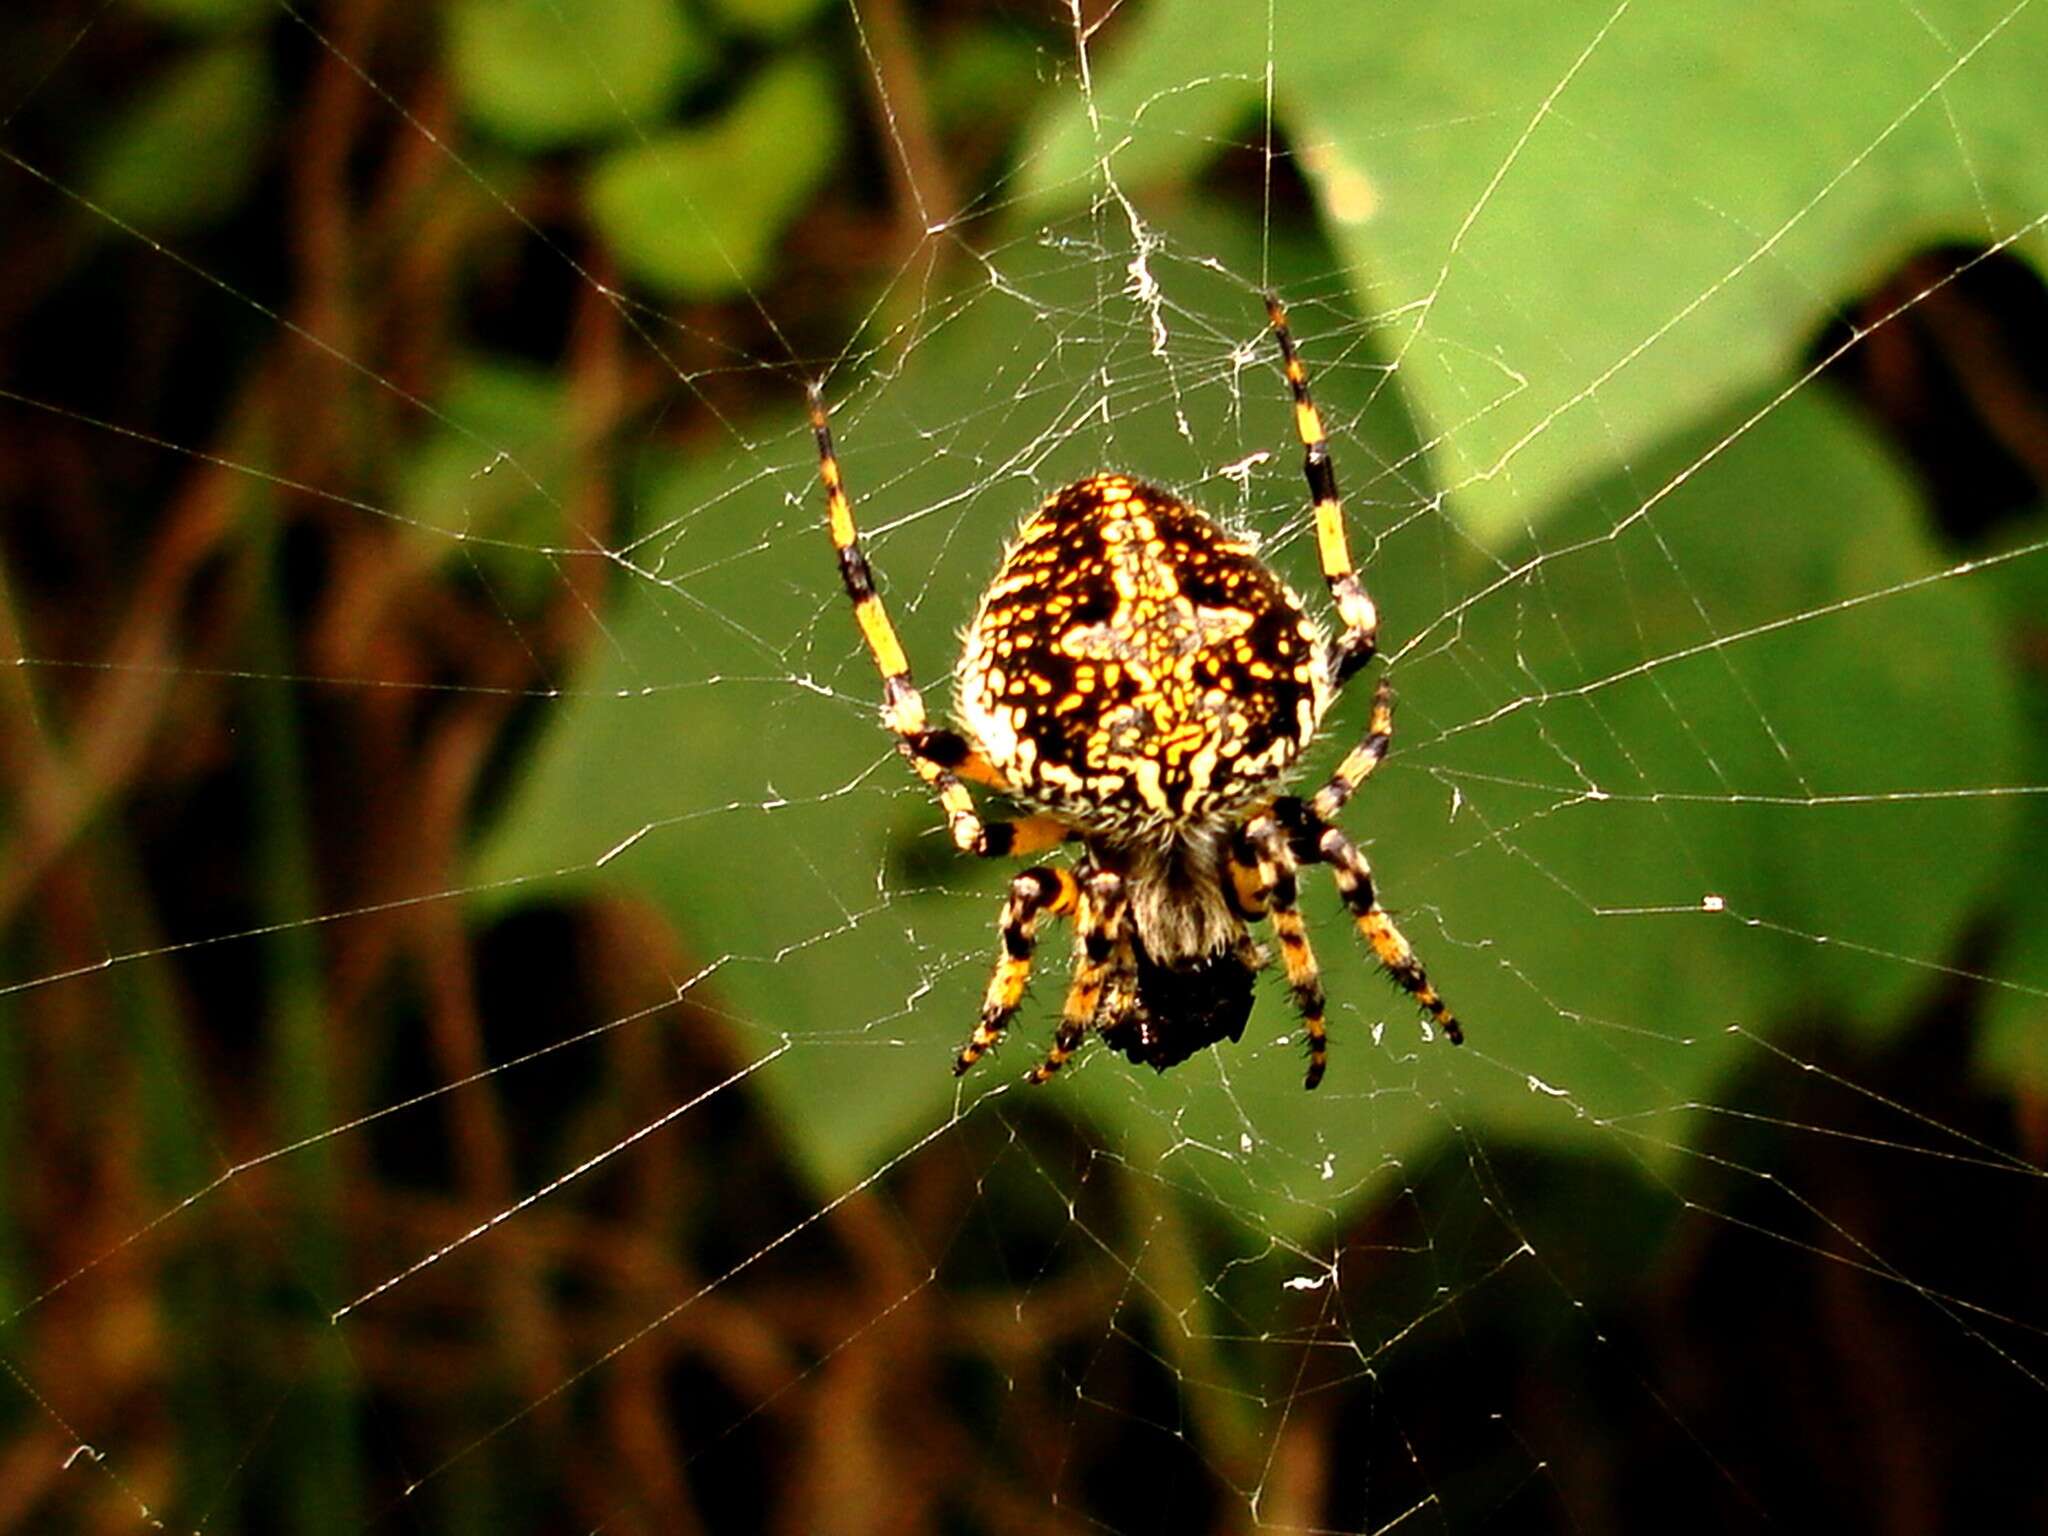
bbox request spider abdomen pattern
[956,474,1332,835]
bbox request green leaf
[472,197,2023,1244]
[448,0,708,149]
[586,54,843,298]
[85,39,272,232]
[1017,0,2048,545]
[1405,386,2025,1137]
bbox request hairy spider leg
[1260,307,1466,1057]
[1266,294,1379,686]
[1027,868,1128,1083]
[1310,676,1394,824]
[1244,813,1332,1088]
[958,866,1081,1076]
[1316,824,1463,1046]
[809,383,1040,859]
[1093,931,1141,1040]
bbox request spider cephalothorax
[807,295,1462,1089]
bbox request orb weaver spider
[806,295,1461,1088]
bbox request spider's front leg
[1026,868,1127,1084]
[1267,294,1379,687]
[956,866,1078,1077]
[1240,812,1332,1089]
[808,384,1056,861]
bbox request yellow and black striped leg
[1316,824,1462,1045]
[1027,868,1127,1084]
[904,728,1010,791]
[957,866,1079,1077]
[1265,294,1379,685]
[1309,676,1394,824]
[1245,814,1332,1089]
[810,384,1025,857]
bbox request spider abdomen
[956,474,1332,833]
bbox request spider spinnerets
[807,295,1462,1089]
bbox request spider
[805,295,1461,1089]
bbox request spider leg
[1243,812,1332,1089]
[1309,675,1394,824]
[1026,868,1127,1084]
[1266,293,1379,687]
[808,385,1040,859]
[957,866,1079,1076]
[1094,927,1142,1042]
[1313,823,1462,1045]
[905,728,1011,790]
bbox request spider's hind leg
[958,866,1079,1077]
[1242,811,1332,1089]
[1027,868,1128,1084]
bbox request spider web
[3,0,2048,1530]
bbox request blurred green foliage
[123,0,271,32]
[441,0,852,295]
[704,0,836,39]
[87,37,273,230]
[397,360,581,611]
[587,53,844,297]
[448,0,711,147]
